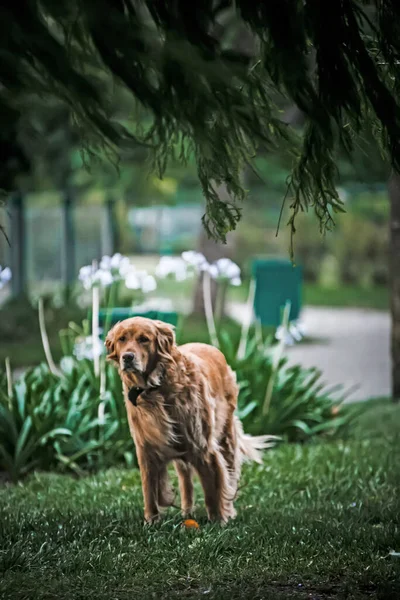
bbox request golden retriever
[105,317,275,523]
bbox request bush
[0,360,134,482]
[0,315,353,481]
[219,330,352,442]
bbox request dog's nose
[122,352,135,364]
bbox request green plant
[219,329,353,442]
[0,359,134,482]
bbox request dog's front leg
[136,447,160,523]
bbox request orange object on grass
[183,519,200,529]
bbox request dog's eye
[119,335,126,342]
[138,335,149,344]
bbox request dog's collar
[127,382,162,407]
[127,363,165,407]
[127,386,145,406]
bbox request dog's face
[105,317,175,377]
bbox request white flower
[118,257,132,277]
[296,322,307,338]
[99,255,111,270]
[141,275,157,293]
[275,326,295,346]
[155,256,189,281]
[79,264,113,289]
[182,251,208,269]
[100,253,132,279]
[213,258,241,282]
[124,268,157,293]
[79,265,95,290]
[110,253,123,269]
[206,264,219,279]
[79,253,134,290]
[93,268,113,287]
[0,265,12,289]
[73,336,104,361]
[289,323,303,342]
[125,270,141,290]
[200,257,242,285]
[0,266,11,282]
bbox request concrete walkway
[228,304,391,402]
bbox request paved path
[228,304,391,402]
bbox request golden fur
[105,317,274,523]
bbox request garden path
[228,304,391,402]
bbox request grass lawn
[1,399,399,600]
[302,284,389,311]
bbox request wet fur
[105,317,274,523]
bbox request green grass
[303,284,389,311]
[1,400,399,600]
[156,280,389,311]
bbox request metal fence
[0,192,117,299]
[0,193,203,300]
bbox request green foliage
[0,296,86,368]
[2,1,400,244]
[303,283,389,311]
[0,360,134,482]
[219,330,352,442]
[0,318,350,481]
[237,189,390,287]
[0,399,399,600]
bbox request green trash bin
[252,259,302,327]
[98,308,179,333]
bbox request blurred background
[0,102,390,403]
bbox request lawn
[302,284,389,311]
[1,399,399,600]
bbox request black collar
[127,383,162,406]
[127,364,164,407]
[127,386,145,406]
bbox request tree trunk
[389,172,400,401]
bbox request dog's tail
[234,416,280,464]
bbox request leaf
[15,416,33,460]
[14,379,28,420]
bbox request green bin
[252,259,302,326]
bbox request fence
[0,192,204,301]
[0,192,118,300]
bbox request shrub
[219,330,352,442]
[0,298,353,481]
[0,360,134,482]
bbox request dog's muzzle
[121,352,137,371]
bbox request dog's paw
[144,513,161,525]
[207,513,229,526]
[181,507,195,519]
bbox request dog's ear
[154,320,175,359]
[105,323,119,363]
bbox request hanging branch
[1,1,400,241]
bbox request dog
[105,316,276,523]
